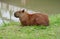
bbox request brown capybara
[14,10,49,26]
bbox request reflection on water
[1,9,10,19]
[0,2,21,25]
[0,18,3,25]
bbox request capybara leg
[42,22,49,26]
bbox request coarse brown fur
[14,10,49,26]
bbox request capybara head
[14,9,26,18]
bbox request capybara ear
[22,9,25,13]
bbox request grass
[0,14,60,39]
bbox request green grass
[0,14,60,39]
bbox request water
[0,18,3,26]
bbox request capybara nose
[14,12,16,17]
[14,12,19,18]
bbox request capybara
[14,9,49,26]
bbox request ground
[0,14,60,39]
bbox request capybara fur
[14,10,49,26]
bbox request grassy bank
[0,14,60,39]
